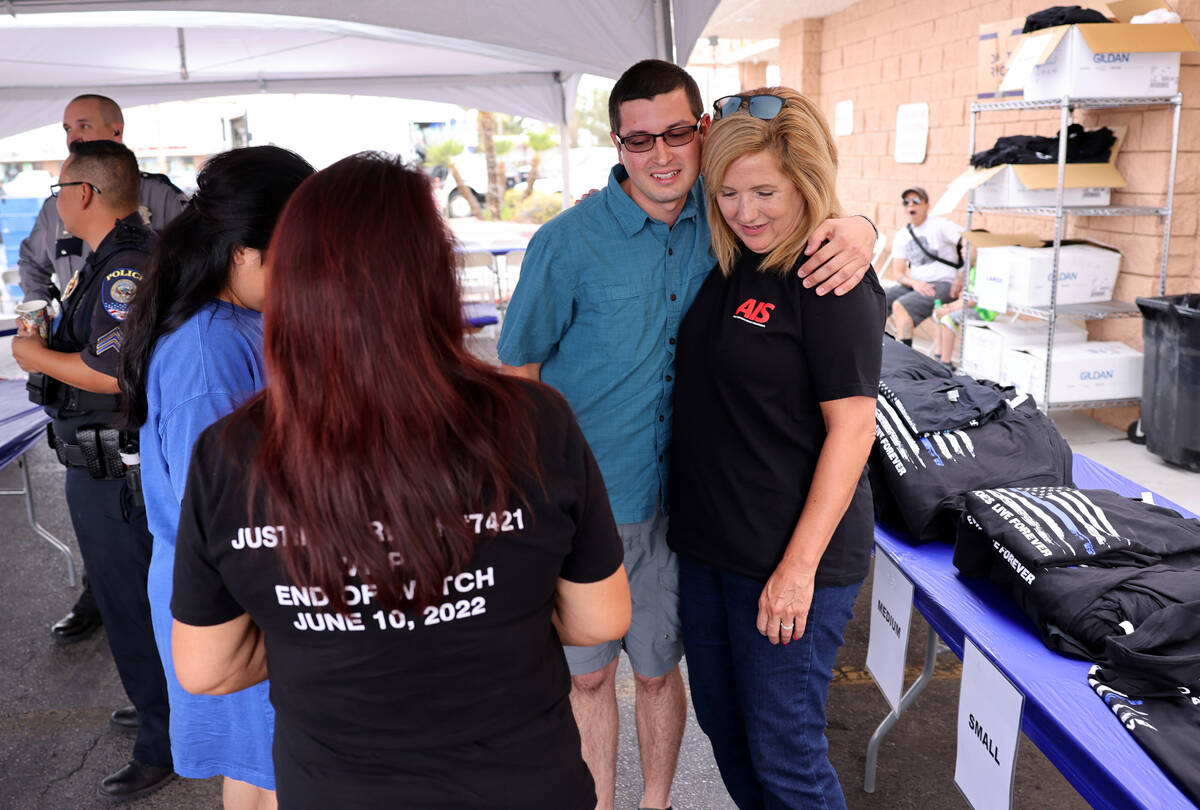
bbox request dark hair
[608,59,704,134]
[65,139,139,209]
[234,152,537,613]
[119,146,314,428]
[69,93,123,127]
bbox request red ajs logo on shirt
[732,298,775,327]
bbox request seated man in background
[886,186,963,346]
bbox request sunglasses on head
[712,94,788,121]
[902,197,924,206]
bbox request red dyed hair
[234,152,536,612]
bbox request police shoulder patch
[102,268,141,321]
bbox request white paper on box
[954,638,1024,810]
[865,548,915,714]
[998,33,1051,93]
[973,261,1011,314]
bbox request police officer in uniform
[12,140,174,802]
[18,94,187,645]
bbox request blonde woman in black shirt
[667,88,886,809]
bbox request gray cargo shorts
[563,503,682,679]
[886,280,955,327]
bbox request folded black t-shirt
[873,394,1074,543]
[1089,603,1200,807]
[879,375,1014,435]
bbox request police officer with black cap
[18,94,186,644]
[11,140,174,802]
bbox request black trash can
[1136,293,1200,471]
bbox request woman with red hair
[168,152,630,809]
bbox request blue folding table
[0,378,73,584]
[867,453,1195,809]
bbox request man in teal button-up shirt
[499,60,875,810]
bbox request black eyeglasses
[901,198,923,207]
[50,181,100,197]
[712,94,788,121]
[614,123,700,153]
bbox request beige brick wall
[775,0,1200,424]
[738,61,769,91]
[781,18,825,96]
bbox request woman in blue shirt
[120,146,313,809]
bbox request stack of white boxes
[1004,341,1144,406]
[963,233,1142,405]
[962,319,1087,383]
[998,1,1198,101]
[973,240,1122,308]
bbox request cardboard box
[978,18,1028,99]
[962,319,1087,382]
[1004,340,1143,405]
[970,166,1113,207]
[962,231,1123,311]
[933,127,1126,216]
[999,0,1198,101]
[968,126,1126,211]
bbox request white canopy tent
[0,1,722,197]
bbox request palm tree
[522,130,557,201]
[477,111,503,220]
[495,138,514,189]
[425,139,485,219]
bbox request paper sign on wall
[954,638,1024,810]
[835,100,854,136]
[865,548,915,714]
[894,102,929,164]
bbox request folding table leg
[19,454,76,586]
[863,622,942,793]
[492,254,508,323]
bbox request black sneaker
[97,760,174,803]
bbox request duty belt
[47,424,131,481]
[63,387,122,413]
[25,372,122,414]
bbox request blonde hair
[702,87,841,276]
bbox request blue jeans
[680,555,861,810]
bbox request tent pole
[556,71,572,210]
[560,122,571,210]
[653,0,678,64]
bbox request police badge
[62,270,82,300]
